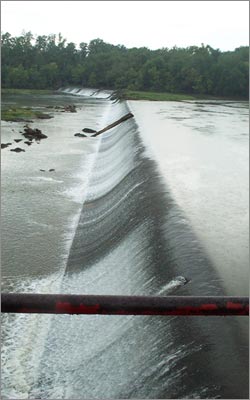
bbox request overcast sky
[1,1,249,51]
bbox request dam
[1,89,249,399]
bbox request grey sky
[1,1,249,51]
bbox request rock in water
[1,143,12,149]
[22,126,48,141]
[82,128,97,133]
[64,104,77,113]
[36,114,53,119]
[74,133,87,138]
[10,147,25,153]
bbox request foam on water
[1,274,61,399]
[30,176,64,183]
[157,276,189,295]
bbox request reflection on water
[1,93,249,399]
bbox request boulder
[74,133,87,138]
[36,113,53,119]
[1,143,12,149]
[64,104,77,113]
[10,147,25,153]
[22,125,48,141]
[82,128,97,133]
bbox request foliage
[1,106,52,122]
[1,32,249,99]
[1,88,53,95]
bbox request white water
[59,87,113,99]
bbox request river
[1,89,249,399]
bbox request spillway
[34,98,249,399]
[1,91,248,399]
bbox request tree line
[1,32,249,98]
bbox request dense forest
[1,31,249,98]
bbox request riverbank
[1,89,54,95]
[124,90,248,102]
[2,88,248,102]
[124,90,196,101]
[1,89,79,122]
[1,106,54,122]
[1,89,55,121]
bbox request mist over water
[1,90,249,399]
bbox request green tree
[1,32,248,98]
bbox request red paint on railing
[2,293,248,316]
[55,302,101,314]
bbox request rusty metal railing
[1,293,249,316]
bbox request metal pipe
[1,293,249,316]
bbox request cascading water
[59,87,113,99]
[1,89,248,399]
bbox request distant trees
[1,31,249,98]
